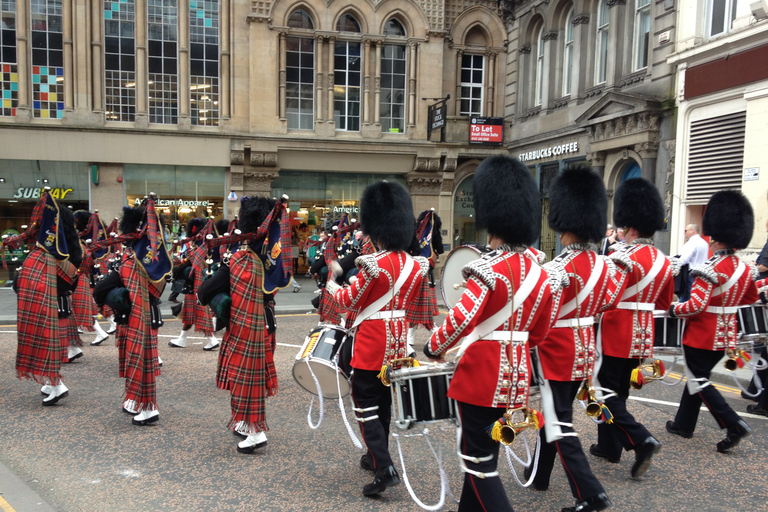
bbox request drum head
[292,358,350,399]
[440,245,486,308]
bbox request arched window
[336,13,360,33]
[621,161,642,181]
[535,27,544,106]
[288,9,313,29]
[562,8,574,96]
[381,18,407,133]
[595,0,609,85]
[286,9,315,130]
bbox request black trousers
[457,402,514,512]
[673,345,743,433]
[535,380,605,501]
[596,355,652,461]
[350,368,393,470]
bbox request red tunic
[600,241,675,359]
[672,253,759,351]
[539,248,629,381]
[332,251,427,371]
[428,248,555,409]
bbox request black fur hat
[186,217,207,238]
[359,181,414,251]
[239,196,276,234]
[59,206,83,266]
[474,155,541,246]
[703,190,754,249]
[548,164,607,243]
[214,219,230,237]
[119,205,145,235]
[613,178,665,236]
[73,210,91,232]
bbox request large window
[562,9,573,96]
[1,0,17,117]
[334,41,361,131]
[286,10,314,131]
[535,27,544,106]
[104,0,136,122]
[634,0,651,70]
[595,0,609,85]
[190,0,218,126]
[381,19,406,133]
[147,0,177,124]
[31,0,63,119]
[707,0,738,38]
[459,54,484,116]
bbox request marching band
[2,154,764,511]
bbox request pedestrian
[590,177,674,478]
[666,190,756,451]
[599,224,616,255]
[676,223,709,301]
[532,165,627,512]
[424,156,555,512]
[326,181,428,497]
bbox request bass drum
[440,244,491,308]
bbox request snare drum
[737,304,768,339]
[440,245,491,308]
[389,362,458,430]
[292,324,351,399]
[653,311,685,355]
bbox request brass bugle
[585,398,602,418]
[498,420,534,446]
[724,349,738,371]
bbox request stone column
[571,14,589,100]
[373,41,381,125]
[315,35,324,124]
[278,31,286,121]
[362,39,371,125]
[541,31,558,110]
[135,0,148,127]
[485,50,495,116]
[220,0,230,119]
[62,0,74,112]
[454,49,463,115]
[15,0,31,120]
[178,0,190,127]
[90,0,103,114]
[606,0,626,89]
[326,36,335,128]
[407,41,416,129]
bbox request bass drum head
[440,245,488,309]
[292,358,350,399]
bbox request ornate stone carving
[230,173,244,189]
[250,152,278,167]
[442,158,457,172]
[264,153,278,167]
[413,158,441,172]
[231,151,244,165]
[588,151,606,166]
[406,174,442,195]
[573,14,590,25]
[250,153,264,167]
[244,171,279,192]
[519,44,531,55]
[607,0,626,6]
[542,31,558,41]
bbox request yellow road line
[0,495,17,512]
[667,372,742,395]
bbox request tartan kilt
[406,277,436,330]
[120,258,162,412]
[16,248,63,384]
[117,323,129,377]
[216,329,233,391]
[71,276,98,329]
[222,249,277,433]
[67,319,83,349]
[318,287,342,325]
[60,316,71,362]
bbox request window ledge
[620,70,647,87]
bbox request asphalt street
[0,277,766,512]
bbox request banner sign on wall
[469,117,504,145]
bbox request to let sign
[469,117,503,145]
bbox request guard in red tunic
[666,190,757,451]
[424,156,555,512]
[4,189,81,405]
[169,218,228,350]
[532,165,630,512]
[591,178,674,478]
[326,181,428,497]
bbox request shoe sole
[91,336,109,346]
[42,391,69,406]
[202,345,220,351]
[631,443,661,478]
[66,353,83,363]
[236,441,267,454]
[107,329,117,335]
[233,430,248,440]
[590,445,620,464]
[132,414,160,426]
[168,342,185,348]
[363,478,400,496]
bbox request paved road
[0,279,766,511]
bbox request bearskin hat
[474,155,541,246]
[239,196,276,234]
[186,217,207,238]
[214,219,230,237]
[703,190,754,249]
[548,164,607,243]
[359,181,414,251]
[119,205,145,235]
[613,178,665,236]
[73,210,91,232]
[59,205,83,266]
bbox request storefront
[0,159,90,281]
[123,165,227,237]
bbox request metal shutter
[685,111,746,204]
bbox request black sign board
[426,95,450,142]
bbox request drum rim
[291,357,351,398]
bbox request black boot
[631,436,661,478]
[716,420,751,453]
[561,492,612,512]
[360,453,375,472]
[362,465,400,496]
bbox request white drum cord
[335,366,364,450]
[505,431,542,488]
[728,342,767,398]
[394,428,458,511]
[305,360,325,430]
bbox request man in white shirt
[678,223,710,300]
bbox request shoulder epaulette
[462,257,495,290]
[355,254,380,278]
[543,262,568,294]
[747,261,760,281]
[607,250,633,270]
[690,257,718,285]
